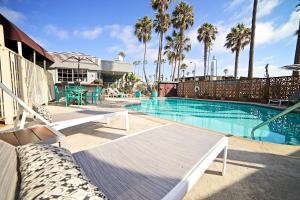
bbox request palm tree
[153,4,171,82]
[295,2,300,64]
[132,60,141,74]
[225,23,251,79]
[172,2,194,79]
[248,0,258,78]
[164,31,191,81]
[223,68,228,77]
[164,33,177,81]
[134,16,153,86]
[160,58,166,80]
[180,63,188,80]
[294,22,300,64]
[152,0,171,82]
[197,23,218,76]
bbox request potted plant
[93,79,102,84]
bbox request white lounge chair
[74,123,228,199]
[107,88,119,98]
[0,82,129,146]
[0,123,228,200]
[113,88,129,97]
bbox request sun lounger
[113,88,130,97]
[0,83,129,146]
[106,88,119,98]
[0,123,227,200]
[73,124,228,200]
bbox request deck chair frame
[0,82,129,134]
[74,124,228,200]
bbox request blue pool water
[126,98,300,145]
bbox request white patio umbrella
[61,52,99,83]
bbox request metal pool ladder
[251,101,300,138]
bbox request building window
[73,69,87,82]
[57,68,87,82]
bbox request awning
[0,14,54,62]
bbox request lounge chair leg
[125,112,129,131]
[20,110,27,129]
[222,144,228,176]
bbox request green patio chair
[54,85,62,102]
[89,86,102,104]
[64,86,83,107]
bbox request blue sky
[0,0,299,79]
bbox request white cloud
[44,24,69,40]
[256,11,299,45]
[257,0,280,18]
[106,24,158,64]
[238,64,291,77]
[0,6,25,22]
[224,0,248,11]
[73,26,102,40]
[212,24,230,53]
[225,0,281,24]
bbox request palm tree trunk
[155,58,159,81]
[177,30,184,80]
[158,32,164,82]
[204,44,207,76]
[294,20,300,64]
[143,42,149,86]
[248,0,258,78]
[234,49,240,79]
[172,57,177,81]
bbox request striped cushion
[0,140,18,200]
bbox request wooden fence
[177,76,300,101]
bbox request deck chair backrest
[108,88,117,94]
[0,140,18,200]
[0,82,51,125]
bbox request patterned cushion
[17,144,107,200]
[32,104,53,123]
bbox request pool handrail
[251,101,300,137]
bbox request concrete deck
[45,99,300,199]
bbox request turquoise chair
[64,86,83,107]
[91,86,102,104]
[54,85,61,102]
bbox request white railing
[0,47,53,123]
[8,51,21,115]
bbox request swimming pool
[126,98,300,145]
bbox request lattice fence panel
[178,76,299,100]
